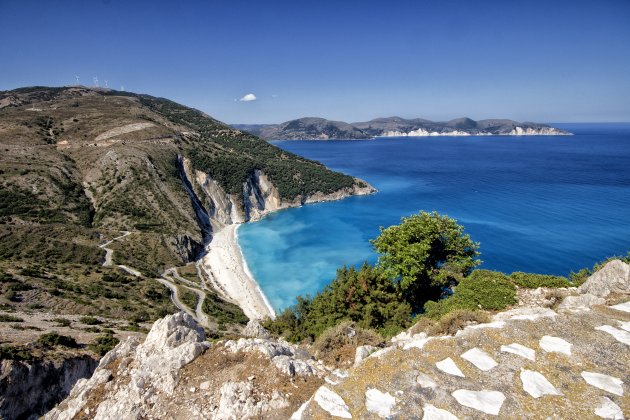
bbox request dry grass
[427,310,490,336]
[543,289,566,309]
[313,321,383,366]
[408,317,437,335]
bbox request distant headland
[233,116,571,140]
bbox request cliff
[234,116,571,140]
[45,260,629,419]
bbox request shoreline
[198,224,276,321]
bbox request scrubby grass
[509,272,571,288]
[88,334,120,356]
[0,314,23,322]
[79,316,102,325]
[423,270,517,319]
[36,332,79,348]
[179,288,198,310]
[202,291,248,327]
[313,321,383,366]
[0,345,34,361]
[427,310,490,336]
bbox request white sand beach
[198,224,276,321]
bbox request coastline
[198,224,276,321]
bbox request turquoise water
[238,124,630,311]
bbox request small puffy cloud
[239,93,257,102]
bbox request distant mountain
[233,116,571,140]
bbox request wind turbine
[93,76,99,87]
[75,75,80,85]
[104,80,108,88]
[121,85,125,91]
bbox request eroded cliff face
[177,155,375,229]
[0,355,98,420]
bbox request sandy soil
[198,224,275,320]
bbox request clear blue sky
[1,0,629,123]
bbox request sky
[1,0,629,124]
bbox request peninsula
[233,116,571,140]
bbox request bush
[313,321,383,366]
[52,317,71,327]
[423,270,517,319]
[89,334,120,356]
[79,316,102,325]
[427,310,490,336]
[36,332,79,348]
[0,345,34,361]
[509,272,571,289]
[0,314,23,322]
[264,264,412,342]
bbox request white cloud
[239,93,257,102]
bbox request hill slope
[0,85,373,341]
[235,116,571,140]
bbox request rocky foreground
[45,261,629,419]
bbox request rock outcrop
[0,355,98,420]
[46,262,629,419]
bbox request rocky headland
[43,259,629,419]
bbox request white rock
[422,404,459,420]
[579,260,630,297]
[290,399,310,420]
[500,343,536,361]
[435,358,465,377]
[460,348,498,371]
[610,301,630,313]
[199,381,210,390]
[451,389,505,415]
[416,372,437,389]
[494,307,557,321]
[455,321,506,337]
[581,372,624,396]
[558,294,605,312]
[403,333,433,350]
[595,396,625,419]
[619,321,630,332]
[354,345,377,366]
[539,335,572,356]
[596,325,630,345]
[520,369,563,398]
[365,388,396,418]
[313,386,352,419]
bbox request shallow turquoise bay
[238,124,630,311]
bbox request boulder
[579,260,630,297]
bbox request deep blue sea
[239,124,630,311]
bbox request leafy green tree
[371,211,480,309]
[263,263,412,342]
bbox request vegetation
[201,290,249,327]
[423,270,517,319]
[179,288,198,310]
[89,333,120,356]
[79,316,102,325]
[0,345,34,361]
[427,310,490,336]
[371,211,480,310]
[263,264,412,342]
[36,332,79,348]
[509,272,571,288]
[0,314,23,322]
[312,321,382,365]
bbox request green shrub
[79,316,102,325]
[423,270,517,319]
[89,334,120,356]
[52,317,71,327]
[0,345,34,361]
[180,288,198,310]
[36,332,79,348]
[509,272,571,288]
[0,314,23,322]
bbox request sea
[238,123,630,311]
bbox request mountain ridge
[233,116,571,140]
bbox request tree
[371,211,480,309]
